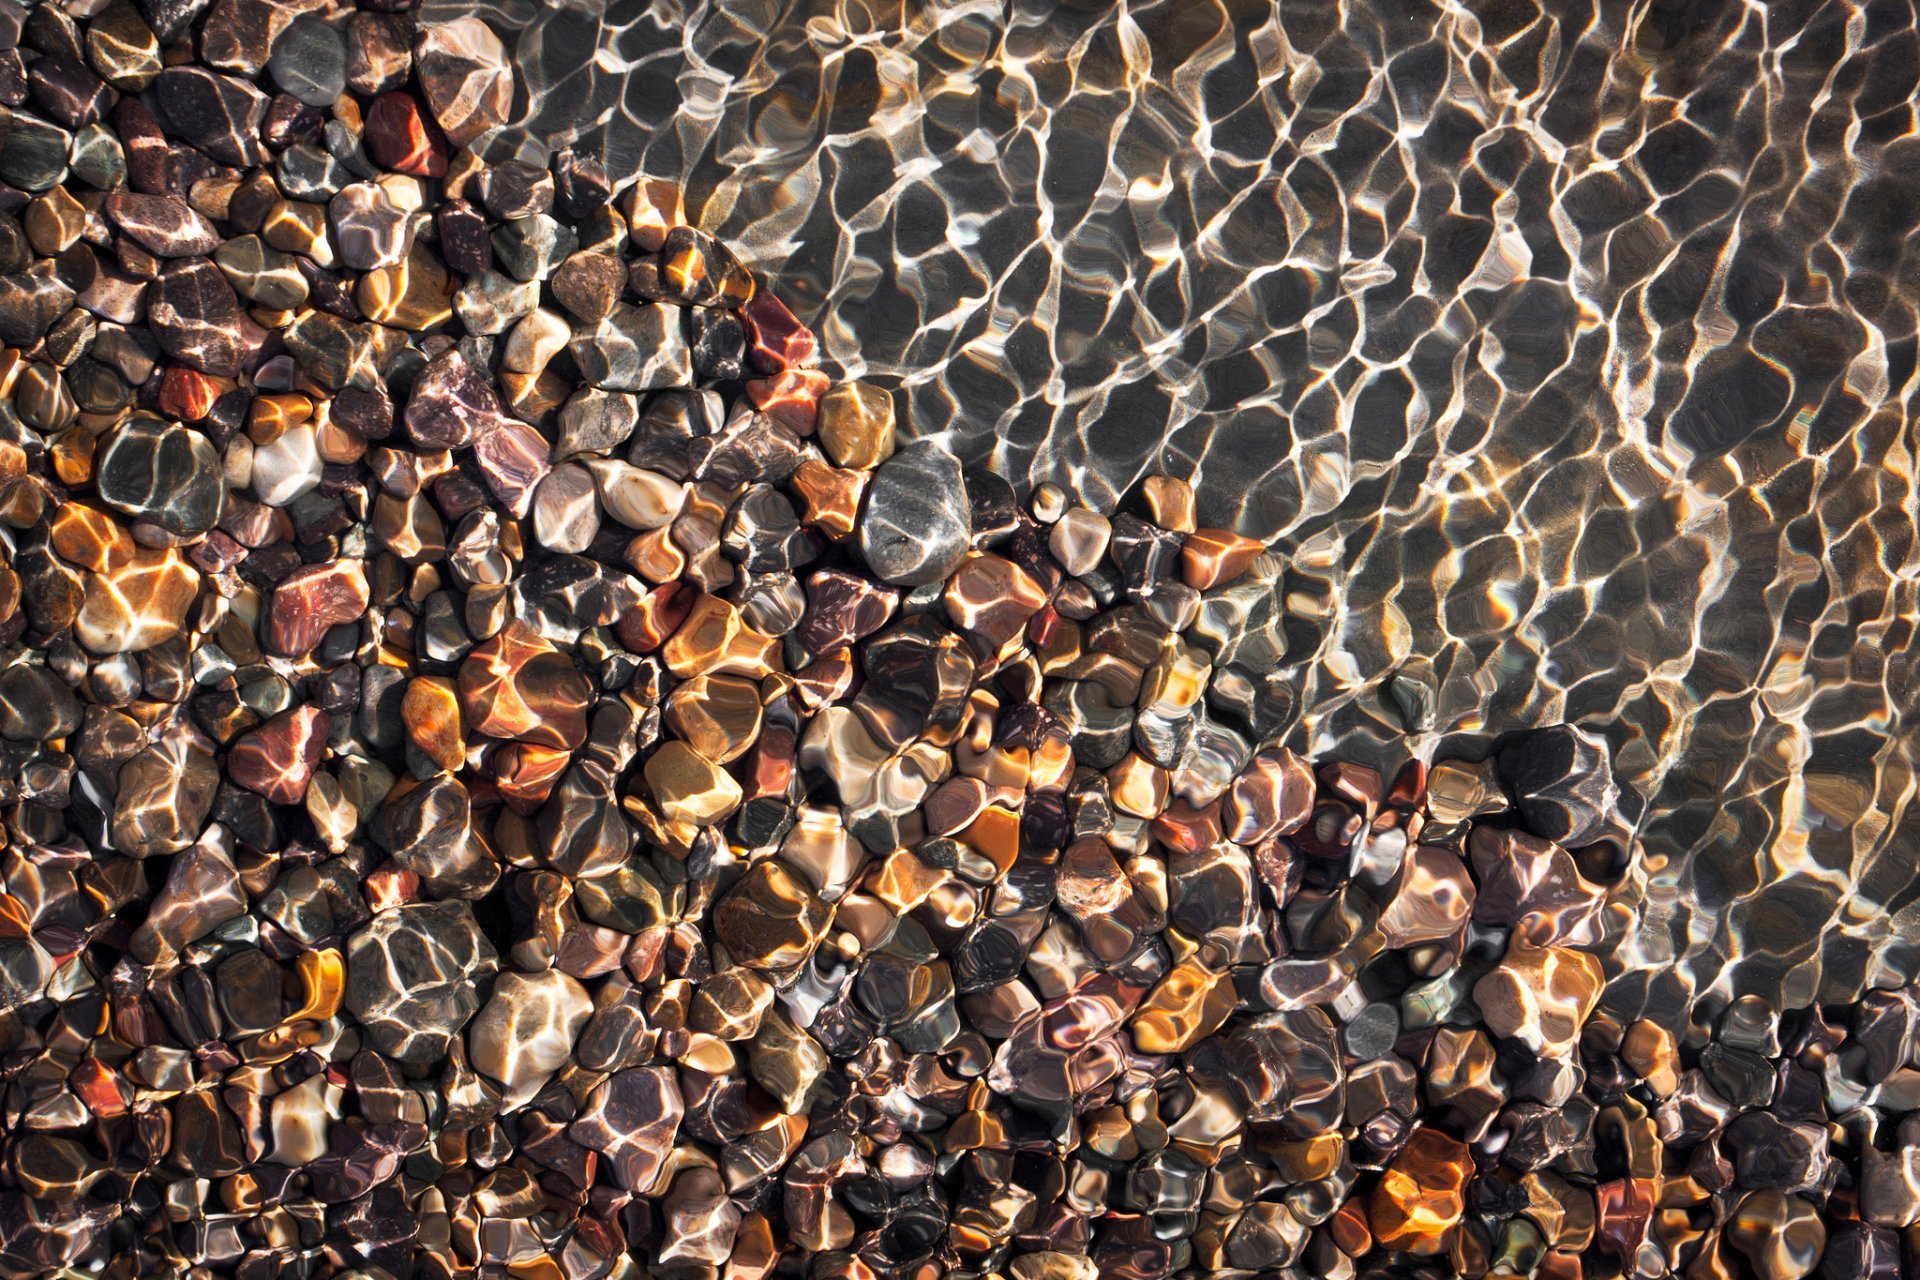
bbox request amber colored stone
[402,675,465,772]
[944,553,1048,649]
[1141,475,1196,532]
[248,392,313,444]
[157,365,220,420]
[1107,753,1171,818]
[1370,1127,1471,1253]
[286,948,345,1024]
[76,547,201,654]
[227,705,330,804]
[662,594,780,679]
[50,502,137,573]
[617,581,696,653]
[1331,1199,1373,1257]
[1131,958,1235,1053]
[459,621,591,751]
[357,243,455,330]
[490,741,571,815]
[268,559,370,656]
[746,368,831,435]
[1181,528,1265,590]
[622,179,684,252]
[1473,944,1604,1057]
[713,860,830,970]
[789,458,867,540]
[816,382,896,470]
[666,674,764,765]
[645,740,744,832]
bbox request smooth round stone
[345,900,500,1065]
[96,416,225,537]
[86,4,164,93]
[215,235,308,310]
[269,16,347,108]
[0,665,81,742]
[69,123,127,190]
[151,67,269,168]
[104,191,221,257]
[816,381,896,470]
[467,969,591,1101]
[251,424,323,506]
[857,440,971,586]
[0,113,71,192]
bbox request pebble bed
[0,4,1916,1280]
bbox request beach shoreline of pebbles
[0,3,1913,1279]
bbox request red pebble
[746,368,831,436]
[365,92,448,177]
[157,366,219,420]
[739,290,816,374]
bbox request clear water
[449,0,1920,1026]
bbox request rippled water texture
[442,0,1920,1022]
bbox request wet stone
[214,234,308,309]
[715,860,831,970]
[346,901,499,1065]
[267,559,369,656]
[468,968,591,1100]
[228,705,329,804]
[269,16,346,108]
[570,301,691,391]
[552,250,625,321]
[492,212,576,281]
[96,416,226,537]
[151,66,268,167]
[413,16,512,146]
[570,1066,683,1192]
[87,4,163,92]
[458,622,591,750]
[150,257,259,376]
[816,380,896,470]
[858,440,972,586]
[0,664,81,742]
[112,739,220,857]
[406,347,515,449]
[365,91,447,178]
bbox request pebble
[551,249,625,321]
[405,346,513,449]
[268,16,346,108]
[468,968,592,1101]
[148,257,261,375]
[151,66,269,167]
[93,415,226,536]
[345,900,499,1064]
[364,91,447,177]
[228,704,329,803]
[857,439,972,586]
[816,380,895,470]
[413,16,512,146]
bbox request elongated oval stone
[857,440,971,586]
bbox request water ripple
[441,0,1920,1023]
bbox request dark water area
[453,0,1920,1023]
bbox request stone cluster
[0,3,1893,1280]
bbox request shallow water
[451,0,1920,1024]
